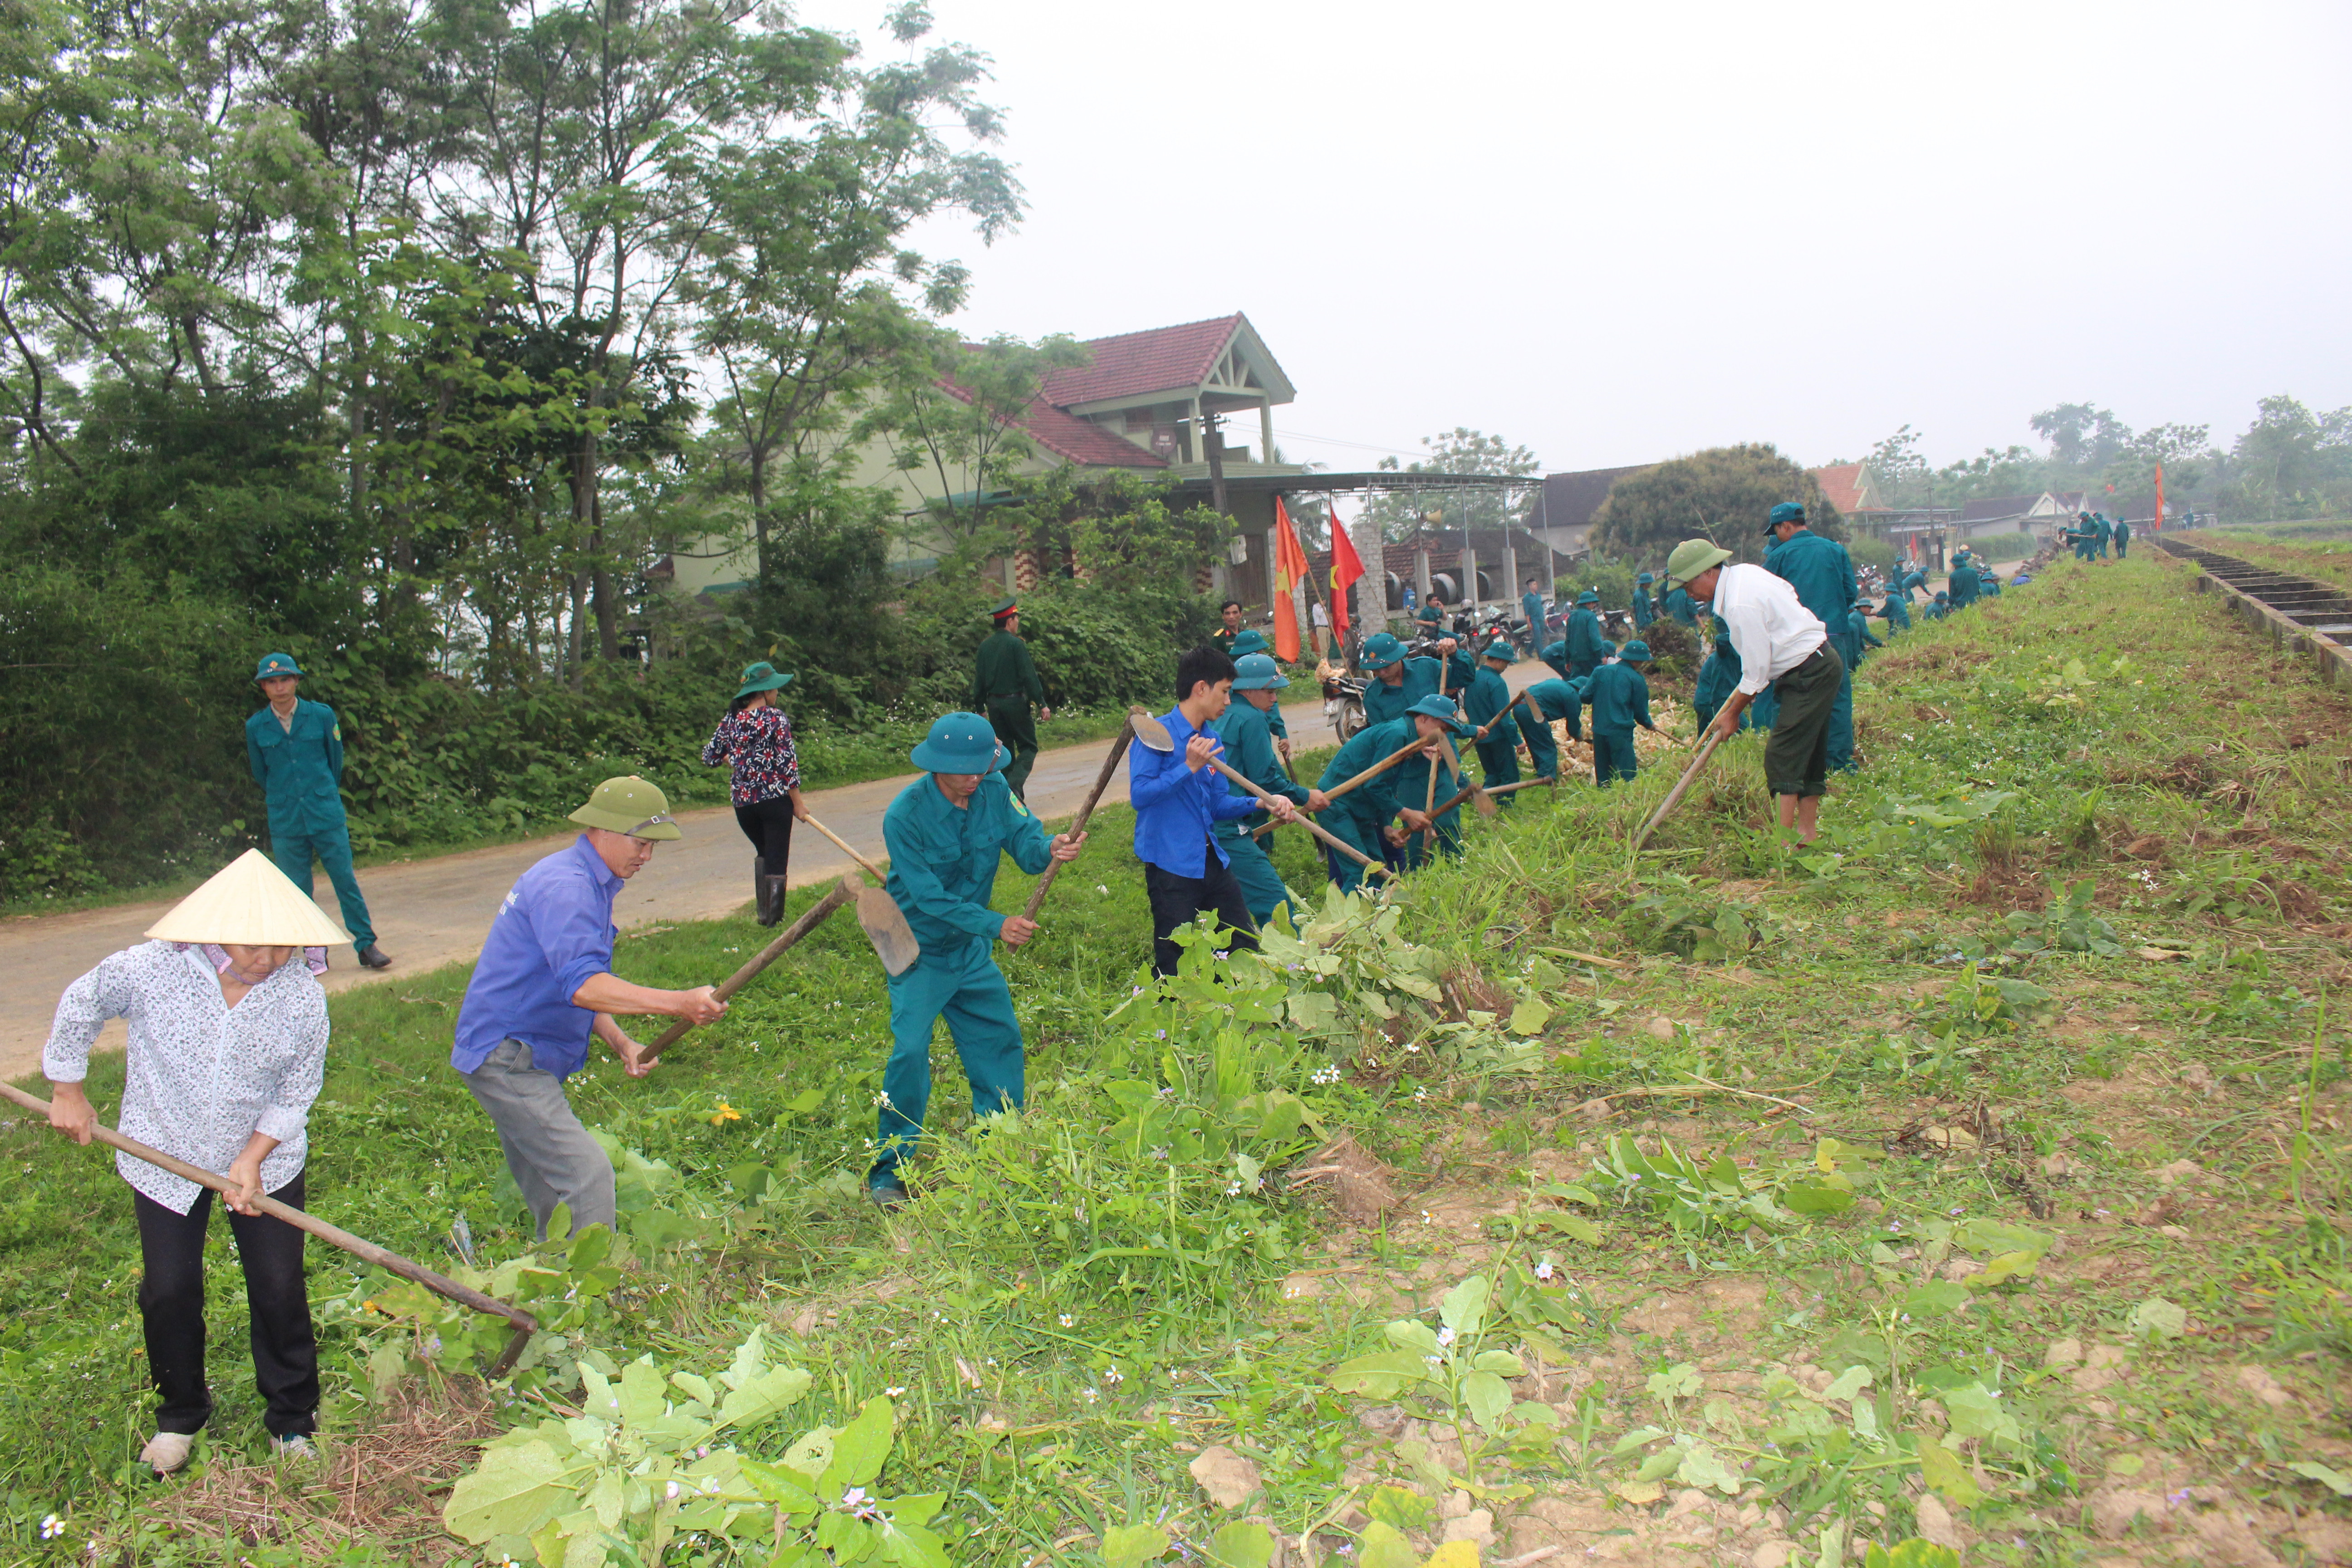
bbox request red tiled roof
[934,381,1166,470]
[1809,463,1869,514]
[1038,316,1244,407]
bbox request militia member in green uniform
[870,715,1086,1207]
[244,654,390,970]
[971,599,1051,800]
[1213,655,1328,926]
[1210,600,1245,656]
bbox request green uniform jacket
[246,699,350,835]
[1584,663,1652,739]
[1212,701,1309,832]
[1362,657,1445,727]
[1460,666,1514,728]
[1524,677,1585,728]
[970,630,1044,710]
[882,773,1055,960]
[1847,608,1884,662]
[1563,608,1608,674]
[1878,596,1911,632]
[1631,587,1654,629]
[1764,532,1858,656]
[1316,715,1422,828]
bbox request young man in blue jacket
[869,715,1088,1206]
[1132,646,1300,976]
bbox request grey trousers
[460,1039,617,1240]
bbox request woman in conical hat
[41,849,345,1475]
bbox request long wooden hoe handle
[1251,733,1430,841]
[1433,775,1551,817]
[1632,726,1727,851]
[641,877,859,1063]
[1019,719,1135,923]
[0,1078,539,1373]
[801,813,887,882]
[1205,757,1392,878]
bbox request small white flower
[886,1386,905,1398]
[1412,1087,1428,1102]
[1058,1313,1074,1327]
[39,1516,63,1541]
[1436,1326,1457,1348]
[1102,1366,1123,1386]
[1150,1147,1170,1161]
[1420,1209,1434,1225]
[1073,1203,1087,1222]
[1534,1260,1556,1281]
[666,1480,681,1500]
[1225,1181,1242,1196]
[1084,1386,1099,1402]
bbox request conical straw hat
[146,849,353,946]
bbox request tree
[2220,395,2352,521]
[1863,424,1931,508]
[1356,427,1541,544]
[1589,444,1844,564]
[2029,404,2133,471]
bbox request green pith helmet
[1664,539,1734,588]
[1228,628,1272,657]
[568,775,684,840]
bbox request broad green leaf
[1941,1383,2022,1446]
[720,1364,814,1429]
[1782,1182,1856,1216]
[1100,1523,1170,1568]
[2128,1298,2186,1339]
[1204,1521,1275,1568]
[1462,1370,1513,1434]
[722,1330,769,1390]
[1611,1423,1666,1455]
[1357,1520,1419,1568]
[1676,1442,1742,1495]
[1422,1544,1480,1568]
[1471,1349,1525,1377]
[1538,1212,1602,1244]
[822,1396,896,1490]
[1509,998,1553,1036]
[1332,1349,1439,1398]
[578,1364,619,1421]
[1867,1543,1961,1568]
[1916,1434,1984,1508]
[1385,1320,1441,1355]
[586,1469,626,1531]
[1635,1446,1687,1482]
[785,1088,825,1114]
[1367,1485,1433,1530]
[2289,1461,2352,1497]
[1822,1366,1873,1405]
[739,1458,821,1514]
[668,1371,715,1407]
[888,1494,946,1527]
[618,1359,667,1426]
[1970,1250,2039,1289]
[1646,1363,1702,1400]
[1950,1219,2051,1259]
[1439,1274,1491,1337]
[442,1439,573,1543]
[877,1520,952,1568]
[1901,1281,1972,1319]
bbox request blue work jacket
[1764,531,1858,654]
[1584,663,1653,738]
[1362,657,1445,727]
[1563,609,1609,674]
[451,836,622,1078]
[1129,705,1258,877]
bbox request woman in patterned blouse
[701,661,807,926]
[42,850,344,1475]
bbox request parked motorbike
[1322,665,1367,743]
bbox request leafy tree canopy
[1590,444,1844,567]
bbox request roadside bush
[1966,531,2037,563]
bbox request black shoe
[760,876,788,928]
[357,945,392,970]
[868,1182,910,1211]
[753,857,777,925]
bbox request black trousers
[133,1174,318,1438]
[1763,644,1846,800]
[1144,854,1259,978]
[734,796,795,875]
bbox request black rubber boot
[762,876,789,928]
[754,857,779,925]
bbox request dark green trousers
[1762,645,1845,800]
[984,696,1039,799]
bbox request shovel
[1129,707,1394,881]
[798,813,921,975]
[0,1079,540,1376]
[1019,718,1134,922]
[642,877,860,1064]
[1632,726,1727,851]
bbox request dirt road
[2,666,1551,1078]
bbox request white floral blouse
[44,941,329,1215]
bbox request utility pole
[1204,409,1230,517]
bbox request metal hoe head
[1127,706,1175,752]
[857,885,921,975]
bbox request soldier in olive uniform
[244,653,390,969]
[970,599,1050,801]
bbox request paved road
[0,666,1549,1078]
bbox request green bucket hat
[1575,589,1598,606]
[569,775,684,840]
[1404,694,1473,735]
[1228,628,1272,657]
[1361,631,1408,669]
[254,652,303,681]
[910,712,1005,774]
[1619,640,1652,662]
[1231,653,1288,691]
[1483,641,1516,663]
[733,661,794,701]
[1663,538,1734,589]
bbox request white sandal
[139,1432,194,1475]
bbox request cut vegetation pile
[1,551,2347,1568]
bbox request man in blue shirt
[1213,654,1326,927]
[1762,502,1860,771]
[1133,646,1301,976]
[451,776,726,1239]
[1359,631,1453,726]
[245,653,389,970]
[869,714,1087,1206]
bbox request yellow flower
[708,1102,743,1125]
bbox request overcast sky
[809,0,2351,478]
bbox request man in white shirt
[1662,538,1847,843]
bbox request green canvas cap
[1231,653,1289,691]
[1663,539,1734,589]
[254,652,303,681]
[569,775,684,840]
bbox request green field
[2,554,2347,1568]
